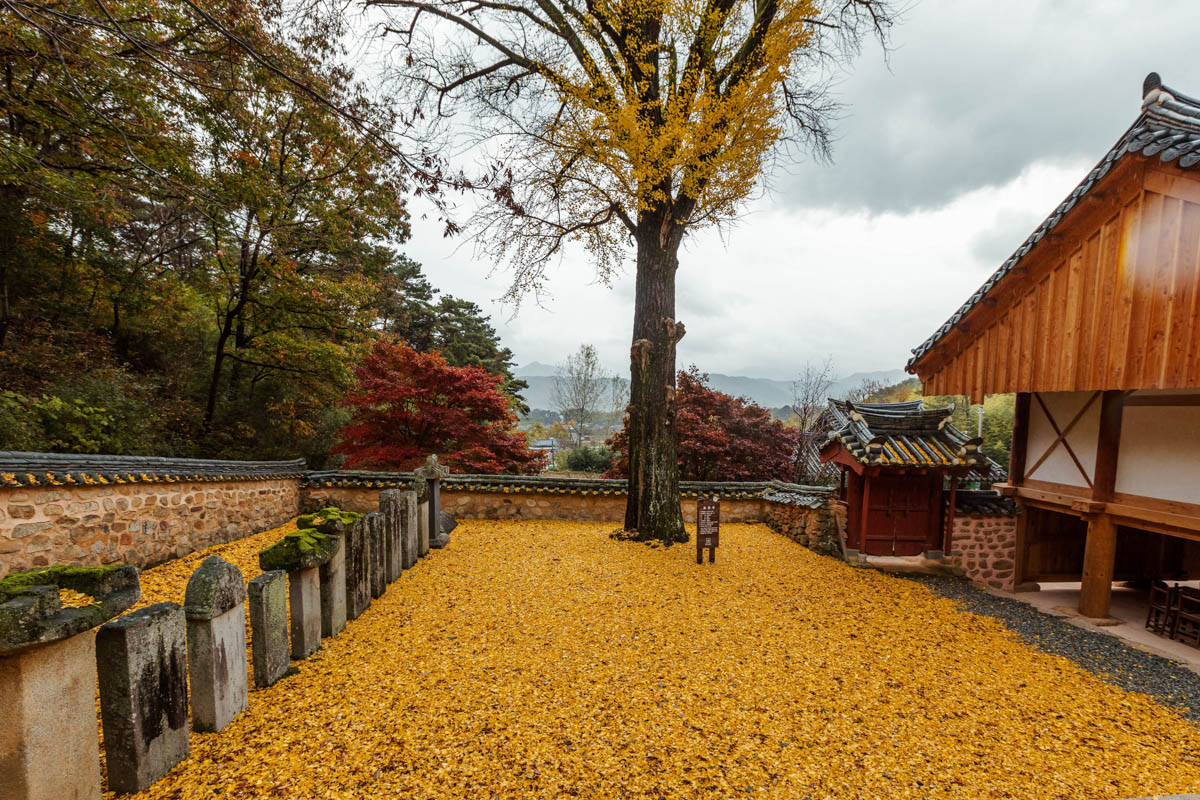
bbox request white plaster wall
[1116,398,1200,503]
[1025,391,1100,489]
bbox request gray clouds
[776,0,1200,213]
[399,0,1200,384]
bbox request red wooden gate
[862,474,939,557]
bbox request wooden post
[1012,509,1029,588]
[1080,514,1118,618]
[1078,390,1125,618]
[1009,392,1031,486]
[859,473,872,556]
[943,478,958,555]
[1092,390,1125,503]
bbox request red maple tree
[332,339,547,474]
[607,366,797,482]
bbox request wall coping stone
[304,471,832,505]
[0,452,305,488]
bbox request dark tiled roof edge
[907,72,1200,371]
[954,490,1018,516]
[305,471,833,505]
[0,452,306,488]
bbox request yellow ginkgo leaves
[108,520,1200,800]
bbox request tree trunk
[623,216,687,542]
[0,186,27,350]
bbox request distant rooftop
[822,399,987,469]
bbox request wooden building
[818,400,989,556]
[906,73,1200,617]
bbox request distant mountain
[515,364,909,413]
[514,361,559,378]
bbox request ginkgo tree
[371,0,896,541]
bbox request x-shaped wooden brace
[1025,392,1100,489]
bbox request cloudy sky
[397,0,1200,381]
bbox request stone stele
[379,490,404,584]
[400,491,419,570]
[367,512,386,600]
[343,517,371,621]
[0,563,140,800]
[288,566,321,660]
[96,602,189,794]
[318,535,347,638]
[248,571,289,688]
[183,555,248,732]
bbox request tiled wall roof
[0,452,306,488]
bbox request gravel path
[899,573,1200,723]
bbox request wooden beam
[943,480,957,554]
[1012,509,1029,587]
[1009,392,1031,485]
[859,474,872,554]
[1092,389,1126,503]
[1026,392,1098,487]
[1079,514,1117,618]
[1122,393,1200,406]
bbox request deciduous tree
[333,339,547,473]
[608,366,796,482]
[552,344,611,449]
[373,0,896,540]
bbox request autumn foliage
[608,367,797,482]
[332,340,546,474]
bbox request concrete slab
[1016,582,1200,673]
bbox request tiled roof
[954,490,1018,516]
[823,400,986,469]
[0,452,306,488]
[907,72,1200,370]
[304,471,833,504]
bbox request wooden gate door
[863,474,938,557]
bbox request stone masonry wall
[950,513,1018,591]
[763,503,820,546]
[0,479,299,578]
[305,485,769,524]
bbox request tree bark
[623,213,687,542]
[0,186,28,350]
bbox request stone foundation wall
[763,503,820,545]
[0,479,300,578]
[950,513,1018,591]
[303,486,384,515]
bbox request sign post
[696,496,719,564]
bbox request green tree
[376,255,529,413]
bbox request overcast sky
[397,0,1200,381]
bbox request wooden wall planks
[915,160,1200,398]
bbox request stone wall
[950,513,1018,591]
[306,484,770,523]
[0,453,306,578]
[0,479,300,578]
[2,457,833,576]
[763,502,820,545]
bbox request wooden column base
[1079,514,1117,619]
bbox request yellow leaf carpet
[106,520,1200,799]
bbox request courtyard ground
[109,520,1200,799]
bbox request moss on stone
[0,565,123,604]
[258,528,340,572]
[296,507,361,535]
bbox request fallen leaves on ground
[109,521,1200,799]
[134,519,301,609]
